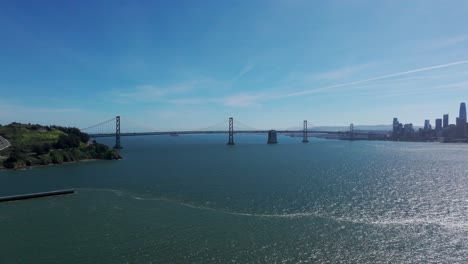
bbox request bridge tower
[349,123,354,140]
[114,116,123,149]
[227,117,235,145]
[302,120,309,143]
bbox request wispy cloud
[113,82,197,103]
[285,60,468,97]
[117,85,167,101]
[223,93,265,107]
[310,64,372,80]
[431,80,468,91]
[201,62,324,108]
[235,63,255,80]
[166,98,211,105]
[219,60,468,107]
[0,102,81,114]
[111,63,259,107]
[337,78,468,100]
[224,62,256,89]
[110,60,468,109]
[425,35,468,51]
[0,102,107,128]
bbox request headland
[0,123,121,170]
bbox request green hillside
[0,123,121,169]
[0,123,65,147]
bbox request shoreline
[287,134,467,143]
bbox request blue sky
[1,0,468,131]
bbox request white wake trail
[77,188,468,230]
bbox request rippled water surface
[1,135,468,263]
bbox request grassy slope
[0,125,65,147]
[0,123,121,169]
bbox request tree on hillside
[51,126,90,143]
[3,145,29,168]
[32,143,52,155]
[54,134,81,149]
[9,146,28,160]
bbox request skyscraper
[456,103,468,138]
[393,118,399,135]
[392,118,403,139]
[459,102,467,120]
[443,114,449,128]
[424,120,431,130]
[435,119,442,131]
[456,117,467,138]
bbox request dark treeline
[50,126,90,144]
[3,143,121,169]
[29,126,90,154]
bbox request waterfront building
[393,118,399,131]
[442,124,458,141]
[435,119,442,131]
[393,118,399,137]
[403,123,414,138]
[456,117,467,138]
[392,118,404,139]
[443,114,449,128]
[424,120,431,130]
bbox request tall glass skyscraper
[424,119,431,130]
[457,102,468,138]
[435,119,442,131]
[459,102,467,120]
[443,114,449,128]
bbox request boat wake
[76,188,468,230]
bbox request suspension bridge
[81,116,371,149]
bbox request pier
[0,189,75,203]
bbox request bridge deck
[89,130,372,138]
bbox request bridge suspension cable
[120,118,158,134]
[196,119,230,132]
[235,119,258,131]
[81,117,116,132]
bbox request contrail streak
[286,60,468,97]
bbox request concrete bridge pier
[267,130,278,144]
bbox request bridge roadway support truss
[114,116,123,149]
[302,120,309,143]
[227,117,235,145]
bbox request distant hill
[312,125,393,132]
[285,124,393,132]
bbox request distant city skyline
[1,1,468,130]
[397,101,467,129]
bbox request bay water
[1,135,468,263]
